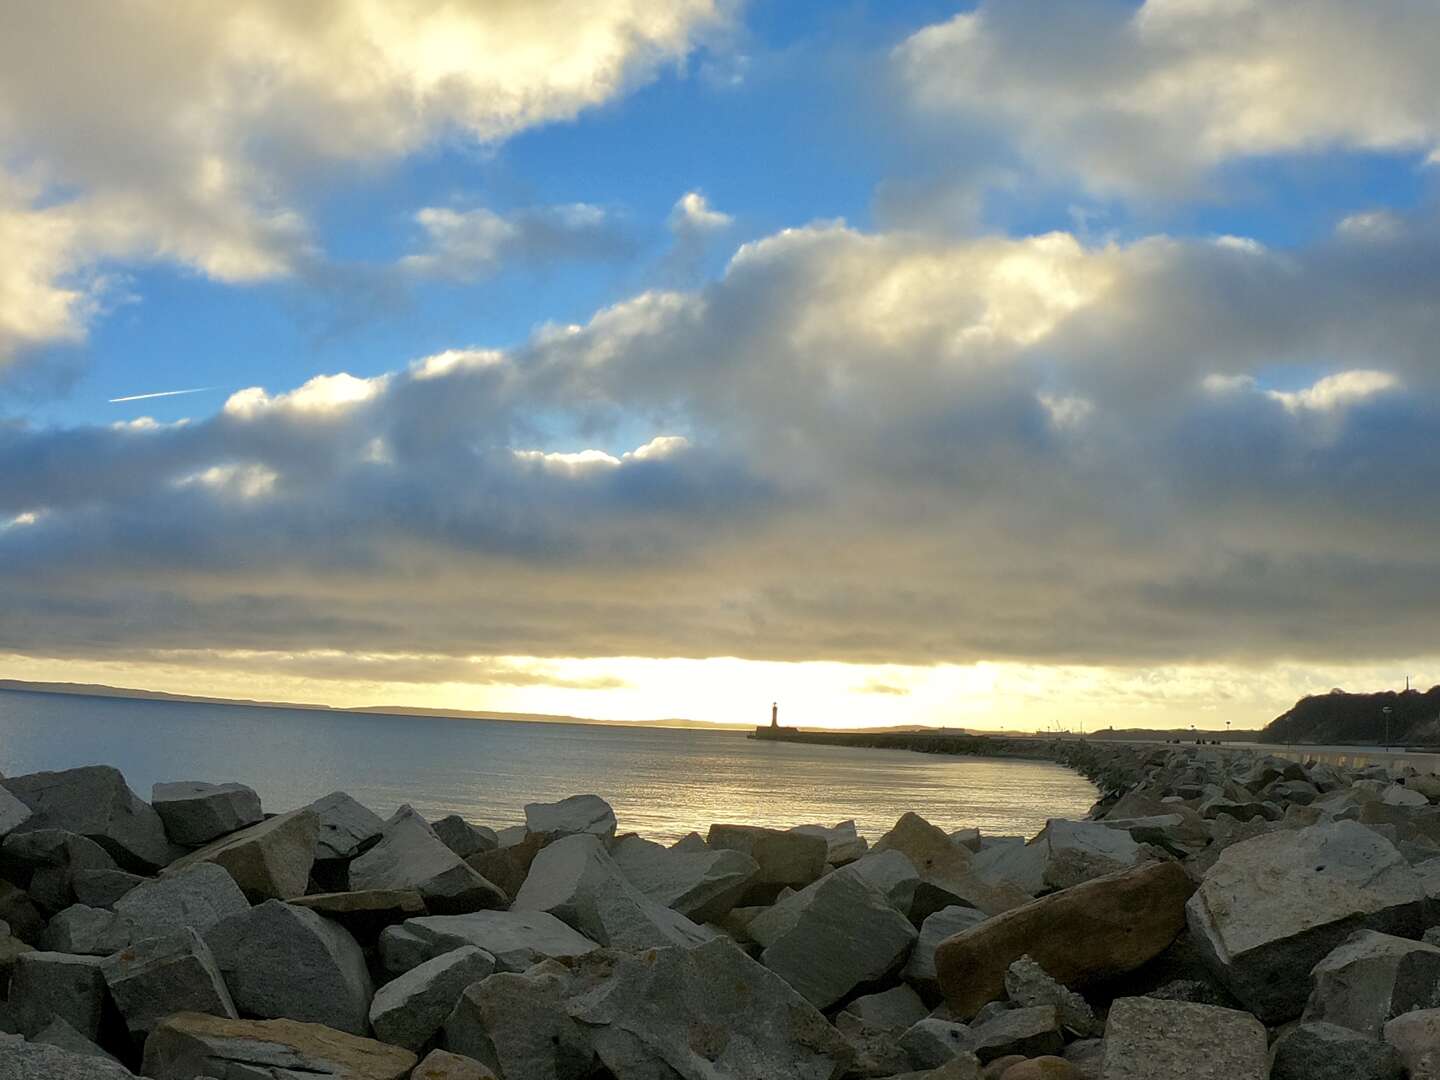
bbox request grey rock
[1304,929,1440,1037]
[969,838,1046,896]
[0,879,44,942]
[747,860,917,1008]
[1271,1021,1406,1080]
[30,1016,122,1063]
[1384,1008,1440,1079]
[1,830,117,912]
[290,889,426,940]
[790,820,868,865]
[8,951,106,1039]
[0,1034,133,1079]
[163,807,318,901]
[706,823,829,901]
[874,813,1029,916]
[205,898,374,1035]
[610,833,758,922]
[0,766,173,871]
[494,824,529,848]
[369,945,495,1051]
[1039,819,1145,890]
[905,906,988,993]
[1186,820,1426,1022]
[513,833,711,951]
[378,924,434,979]
[152,781,263,846]
[0,787,32,839]
[950,828,982,852]
[413,1048,498,1079]
[670,832,707,852]
[1100,996,1266,1080]
[433,816,499,860]
[844,848,921,914]
[444,966,595,1080]
[393,910,599,973]
[71,869,145,909]
[307,790,386,860]
[1064,1037,1105,1080]
[350,806,506,914]
[523,794,616,842]
[969,1006,1061,1063]
[112,861,250,948]
[142,1013,418,1079]
[101,927,237,1040]
[40,906,120,955]
[900,1017,976,1069]
[840,984,929,1031]
[1004,954,1100,1036]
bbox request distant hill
[1260,686,1440,746]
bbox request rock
[1304,929,1440,1036]
[71,869,144,909]
[164,807,318,901]
[971,841,1046,897]
[906,906,988,993]
[433,816,499,860]
[0,1034,133,1078]
[790,820,868,865]
[413,1049,499,1080]
[0,924,34,987]
[747,862,917,1008]
[378,924,433,979]
[999,1059,1080,1080]
[1382,784,1428,807]
[464,833,544,900]
[951,828,983,852]
[151,781,263,846]
[513,833,711,951]
[873,813,1030,916]
[937,861,1195,1018]
[969,1007,1061,1064]
[902,1017,979,1068]
[370,945,495,1051]
[350,806,506,914]
[1099,996,1266,1080]
[610,834,758,922]
[1062,1039,1105,1080]
[495,824,529,847]
[0,766,174,871]
[1003,955,1099,1036]
[112,861,250,948]
[834,1009,914,1076]
[1186,820,1426,1022]
[841,984,930,1031]
[0,788,33,839]
[569,938,856,1080]
[307,790,386,860]
[706,823,829,901]
[30,1016,122,1063]
[444,965,596,1080]
[1,830,118,912]
[143,1012,417,1079]
[290,889,426,939]
[101,927,237,1040]
[845,848,922,914]
[524,794,616,842]
[983,1058,1027,1080]
[1271,1021,1406,1080]
[40,906,120,955]
[391,910,599,973]
[1037,820,1144,891]
[205,899,374,1035]
[1384,1008,1440,1079]
[0,880,44,943]
[8,951,106,1039]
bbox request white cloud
[176,463,279,499]
[1267,370,1401,413]
[669,191,733,234]
[224,372,386,418]
[401,203,632,281]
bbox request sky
[2,0,1439,731]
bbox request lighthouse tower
[771,702,778,728]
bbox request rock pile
[6,747,1440,1078]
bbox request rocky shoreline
[3,748,1440,1079]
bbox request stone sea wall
[3,746,1440,1078]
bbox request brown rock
[936,861,1195,1018]
[291,889,426,939]
[999,1057,1079,1079]
[413,1048,500,1079]
[163,808,318,901]
[982,1055,1027,1079]
[142,1012,416,1079]
[874,813,1030,917]
[466,833,544,900]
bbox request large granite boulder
[1186,820,1426,1022]
[970,839,1047,896]
[936,861,1195,1018]
[873,813,1029,916]
[71,868,144,910]
[7,951,106,1039]
[306,790,386,861]
[846,848,922,914]
[747,861,917,1008]
[350,806,506,914]
[0,1033,133,1078]
[610,834,758,922]
[100,927,237,1041]
[389,910,599,973]
[27,1016,123,1064]
[143,1012,417,1079]
[0,880,44,943]
[0,787,33,838]
[111,861,250,948]
[513,833,711,950]
[790,820,868,865]
[205,899,374,1035]
[1303,929,1440,1036]
[0,766,174,871]
[904,905,987,994]
[164,807,318,901]
[151,781,263,846]
[443,965,596,1080]
[413,1049,500,1080]
[706,824,828,902]
[1036,820,1145,890]
[1003,955,1099,1037]
[524,795,617,843]
[968,1006,1061,1063]
[1384,1008,1440,1079]
[465,833,545,900]
[369,944,495,1051]
[1099,997,1266,1080]
[433,815,499,860]
[40,905,121,955]
[1271,1021,1406,1080]
[1,830,117,913]
[840,984,929,1031]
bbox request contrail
[108,387,217,404]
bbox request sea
[0,690,1097,843]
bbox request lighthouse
[771,702,778,728]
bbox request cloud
[0,0,729,364]
[897,0,1440,196]
[669,192,734,235]
[400,203,636,282]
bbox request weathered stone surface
[790,819,868,865]
[569,938,856,1080]
[142,1012,418,1079]
[1,829,118,912]
[8,951,106,1039]
[1384,1008,1440,1079]
[413,1049,499,1080]
[1062,1039,1105,1080]
[351,806,506,914]
[998,1057,1079,1080]
[524,794,616,842]
[0,766,173,871]
[834,1009,914,1077]
[971,841,1047,897]
[906,906,988,992]
[444,965,596,1080]
[610,833,758,922]
[165,807,318,901]
[706,823,828,900]
[433,816,499,860]
[846,848,922,914]
[514,833,711,951]
[393,910,599,973]
[152,781,263,846]
[1271,1021,1406,1080]
[1304,929,1440,1036]
[291,889,426,939]
[937,861,1194,1018]
[0,880,44,943]
[1186,820,1426,1022]
[0,787,33,838]
[969,1007,1061,1064]
[30,1016,122,1063]
[874,813,1030,917]
[369,945,495,1051]
[1038,820,1144,891]
[40,905,120,955]
[902,1017,979,1068]
[464,833,544,900]
[1099,996,1266,1080]
[378,924,432,978]
[747,862,917,1008]
[0,924,35,986]
[101,927,237,1040]
[1004,955,1099,1037]
[885,1057,983,1080]
[0,1033,133,1079]
[306,790,386,860]
[71,868,144,909]
[205,899,374,1035]
[112,861,250,948]
[841,984,929,1031]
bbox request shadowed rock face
[350,806,506,914]
[163,807,319,901]
[0,1033,134,1078]
[142,1012,418,1080]
[152,781,263,847]
[1,767,174,872]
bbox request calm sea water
[0,690,1096,843]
